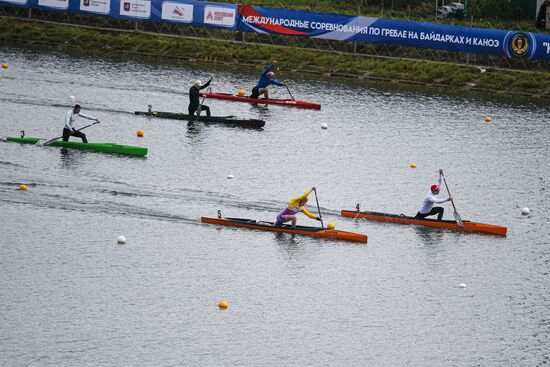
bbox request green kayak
[3,137,148,157]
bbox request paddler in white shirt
[415,169,452,221]
[64,104,100,143]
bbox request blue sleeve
[271,79,285,87]
[260,64,273,78]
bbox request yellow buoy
[218,300,228,309]
[19,184,28,191]
[237,89,245,96]
[137,129,144,137]
[485,117,492,123]
[1,63,8,69]
[327,222,336,229]
[410,163,417,169]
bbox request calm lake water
[1,48,549,366]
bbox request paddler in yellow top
[275,187,322,228]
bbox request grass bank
[1,17,550,99]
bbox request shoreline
[1,16,550,101]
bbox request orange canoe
[201,216,368,243]
[340,210,507,237]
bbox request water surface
[0,48,549,366]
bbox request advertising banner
[80,0,110,15]
[1,0,27,5]
[38,0,69,10]
[1,0,549,61]
[238,5,550,62]
[203,5,236,27]
[119,0,150,18]
[161,2,193,23]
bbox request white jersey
[64,110,96,131]
[418,174,448,214]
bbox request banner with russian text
[238,5,550,62]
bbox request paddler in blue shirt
[250,60,286,99]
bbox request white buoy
[321,122,328,129]
[458,283,467,288]
[227,175,234,179]
[117,235,127,244]
[521,207,530,215]
[69,95,76,101]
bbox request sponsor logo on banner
[161,2,193,23]
[119,0,151,19]
[504,31,535,59]
[204,6,236,27]
[1,0,28,4]
[80,0,110,14]
[509,32,530,57]
[38,0,69,9]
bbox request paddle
[442,174,464,227]
[190,85,210,124]
[313,188,324,228]
[276,67,295,100]
[38,121,100,146]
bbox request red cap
[431,185,440,192]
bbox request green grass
[2,17,550,99]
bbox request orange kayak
[201,216,368,243]
[340,210,507,237]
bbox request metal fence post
[241,0,247,43]
[353,1,360,54]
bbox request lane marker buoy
[117,235,127,244]
[458,283,467,288]
[521,207,530,215]
[410,163,417,169]
[321,122,328,129]
[137,129,144,137]
[227,175,234,179]
[19,184,28,191]
[218,300,228,309]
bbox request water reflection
[58,148,80,169]
[415,226,446,245]
[274,232,306,260]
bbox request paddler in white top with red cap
[415,169,453,221]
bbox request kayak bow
[201,216,368,243]
[4,137,147,157]
[340,209,507,237]
[199,92,321,110]
[135,111,265,128]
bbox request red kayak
[199,92,321,110]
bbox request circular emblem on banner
[509,32,530,57]
[504,31,536,59]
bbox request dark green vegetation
[2,17,550,99]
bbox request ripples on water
[0,48,549,366]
